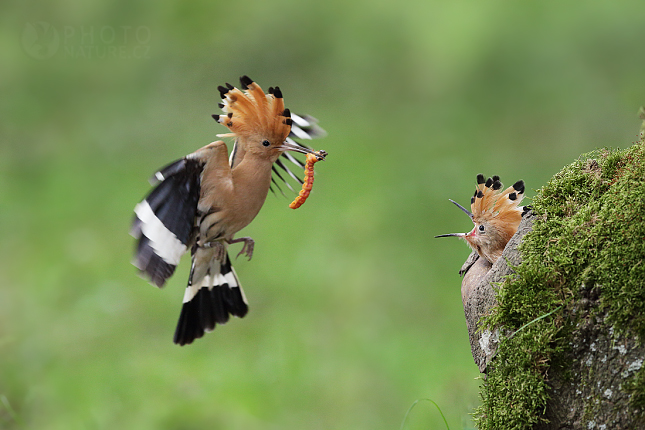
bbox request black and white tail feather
[131,89,324,346]
[174,248,247,345]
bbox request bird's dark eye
[478,225,485,232]
[262,140,270,147]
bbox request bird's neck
[230,154,274,216]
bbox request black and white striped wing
[289,113,326,141]
[270,113,326,196]
[131,158,204,287]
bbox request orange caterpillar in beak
[289,150,327,209]
[436,174,529,264]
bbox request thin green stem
[399,398,450,430]
[507,303,566,341]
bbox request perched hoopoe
[435,174,528,264]
[131,76,326,345]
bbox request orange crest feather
[213,76,292,145]
[470,174,525,228]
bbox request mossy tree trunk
[460,136,645,429]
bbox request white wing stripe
[290,125,312,140]
[291,113,311,127]
[134,201,187,265]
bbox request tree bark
[460,212,534,374]
[461,213,645,429]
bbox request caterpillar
[289,150,327,209]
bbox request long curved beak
[278,141,327,160]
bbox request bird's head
[213,76,320,163]
[436,174,526,264]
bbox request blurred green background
[1,1,644,429]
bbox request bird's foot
[227,237,255,260]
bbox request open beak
[435,232,466,238]
[434,199,474,239]
[449,199,473,219]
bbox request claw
[228,237,255,260]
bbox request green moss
[625,364,645,410]
[473,139,645,429]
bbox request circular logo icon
[22,22,59,59]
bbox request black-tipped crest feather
[240,75,252,90]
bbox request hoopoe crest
[131,76,326,345]
[436,174,528,264]
[213,77,292,162]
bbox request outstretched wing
[131,157,204,287]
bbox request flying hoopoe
[131,76,326,345]
[435,174,529,264]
